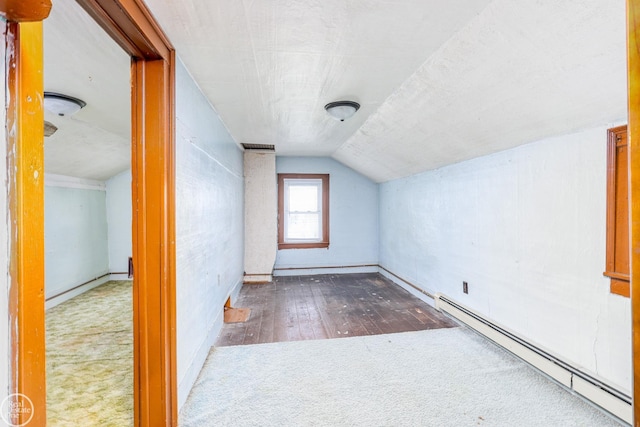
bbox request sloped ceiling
[43,0,627,183]
[143,0,627,182]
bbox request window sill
[278,242,329,250]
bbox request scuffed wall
[106,169,132,276]
[44,181,109,301]
[244,152,277,282]
[175,58,244,409]
[379,125,631,392]
[275,157,378,274]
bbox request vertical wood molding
[628,0,640,425]
[6,20,46,426]
[131,55,177,426]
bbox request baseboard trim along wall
[45,273,111,310]
[434,294,632,425]
[273,264,378,277]
[244,273,273,283]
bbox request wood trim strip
[7,20,46,426]
[44,273,110,301]
[0,0,51,22]
[74,0,172,60]
[603,270,630,281]
[378,265,435,299]
[606,127,619,274]
[627,0,640,424]
[131,56,177,426]
[273,264,378,271]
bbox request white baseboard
[273,264,378,277]
[434,294,632,425]
[109,273,132,281]
[177,277,244,411]
[45,274,110,310]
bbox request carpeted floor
[46,280,133,426]
[180,327,623,427]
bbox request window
[278,174,329,249]
[604,125,629,297]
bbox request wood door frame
[2,0,177,425]
[629,1,640,425]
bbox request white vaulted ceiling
[43,0,627,183]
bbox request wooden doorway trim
[629,1,640,425]
[4,0,177,425]
[6,18,48,427]
[74,0,177,425]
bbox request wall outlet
[463,281,469,294]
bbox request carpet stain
[46,281,133,426]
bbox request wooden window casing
[604,125,630,297]
[278,174,329,249]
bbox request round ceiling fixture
[44,92,86,116]
[324,101,360,122]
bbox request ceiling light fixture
[44,121,58,137]
[44,92,86,116]
[324,100,360,122]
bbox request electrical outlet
[463,281,469,294]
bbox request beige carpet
[46,280,133,426]
[180,327,623,427]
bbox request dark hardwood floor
[216,273,458,346]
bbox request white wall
[106,169,132,275]
[175,58,244,409]
[379,125,632,392]
[0,18,8,418]
[244,152,277,282]
[275,157,379,274]
[44,179,109,301]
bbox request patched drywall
[275,157,378,274]
[44,178,109,302]
[244,152,277,282]
[106,169,132,276]
[379,125,631,392]
[175,58,244,409]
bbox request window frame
[604,125,629,297]
[278,173,330,249]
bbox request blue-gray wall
[45,185,109,299]
[378,125,631,393]
[106,169,131,275]
[275,157,378,273]
[175,57,244,408]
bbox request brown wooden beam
[0,0,51,22]
[629,0,640,425]
[74,0,172,60]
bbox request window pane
[289,185,318,212]
[287,213,320,239]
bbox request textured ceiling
[43,0,130,181]
[43,0,627,183]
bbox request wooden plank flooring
[216,273,458,346]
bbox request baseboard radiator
[434,294,632,425]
